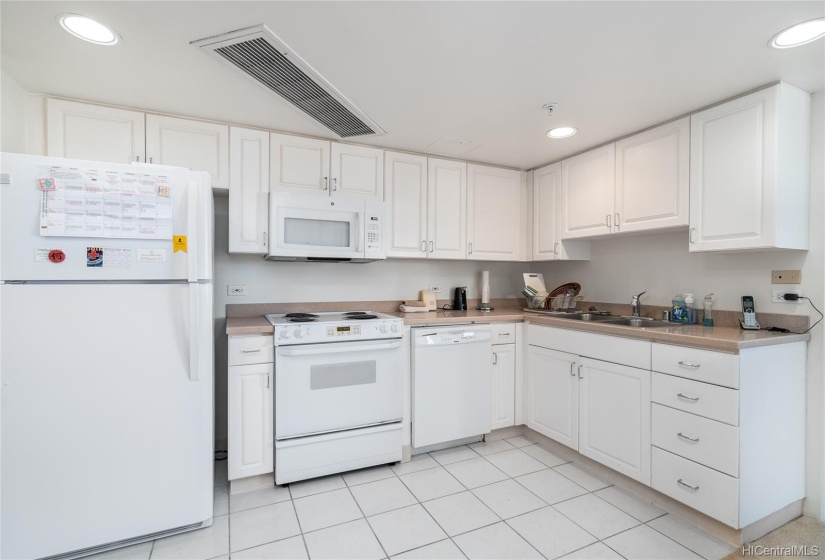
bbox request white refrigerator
[0,153,215,559]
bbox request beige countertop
[226,309,810,352]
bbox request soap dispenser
[702,294,714,327]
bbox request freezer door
[0,283,214,559]
[0,153,212,281]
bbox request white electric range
[265,311,404,484]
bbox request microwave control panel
[365,214,383,252]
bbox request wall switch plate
[772,289,800,303]
[227,285,248,296]
[772,270,802,284]
[428,284,442,293]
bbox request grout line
[287,492,311,560]
[345,483,390,559]
[644,517,724,560]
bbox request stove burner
[284,313,319,318]
[343,312,368,316]
[348,314,378,320]
[288,317,317,323]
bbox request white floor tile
[453,522,543,560]
[228,501,301,553]
[505,436,534,448]
[594,486,666,523]
[367,504,447,556]
[229,485,290,513]
[521,445,570,468]
[214,461,228,487]
[515,469,588,505]
[213,486,228,517]
[468,440,516,456]
[230,535,308,560]
[604,524,702,559]
[292,488,363,533]
[343,465,396,487]
[471,479,547,519]
[350,476,418,516]
[392,453,440,476]
[559,542,624,559]
[303,518,385,560]
[422,491,500,537]
[648,515,735,560]
[399,467,465,502]
[507,507,598,560]
[84,541,153,560]
[553,493,640,540]
[484,449,547,477]
[444,457,508,489]
[288,474,346,499]
[554,463,611,491]
[152,515,229,559]
[430,446,479,466]
[391,539,466,559]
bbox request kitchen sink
[560,313,618,322]
[603,317,674,328]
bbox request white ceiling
[2,1,823,170]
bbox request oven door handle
[278,340,403,356]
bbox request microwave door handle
[279,340,403,356]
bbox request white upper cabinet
[46,98,145,164]
[689,83,810,252]
[385,151,428,258]
[561,144,616,239]
[467,164,524,261]
[331,143,384,200]
[146,114,230,190]
[270,133,331,195]
[615,117,689,233]
[427,158,467,260]
[532,163,590,261]
[229,127,269,254]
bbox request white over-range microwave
[267,193,386,262]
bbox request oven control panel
[274,319,403,345]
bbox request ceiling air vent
[192,25,385,138]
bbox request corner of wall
[0,69,28,153]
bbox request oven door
[270,194,364,259]
[275,338,404,439]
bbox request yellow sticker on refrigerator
[173,235,187,253]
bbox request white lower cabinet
[526,346,578,449]
[491,343,516,431]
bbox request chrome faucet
[631,291,646,317]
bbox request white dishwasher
[412,325,492,448]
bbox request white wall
[536,91,825,520]
[1,69,27,153]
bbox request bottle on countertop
[672,294,687,323]
[684,293,696,324]
[703,293,714,327]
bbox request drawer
[652,404,739,476]
[652,344,739,388]
[652,372,739,426]
[527,325,650,370]
[652,447,739,528]
[491,323,517,345]
[229,335,274,366]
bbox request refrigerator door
[0,282,214,559]
[0,153,212,282]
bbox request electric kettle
[453,287,468,311]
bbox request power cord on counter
[762,295,822,335]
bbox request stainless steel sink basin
[560,313,617,322]
[603,317,674,328]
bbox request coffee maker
[453,287,468,311]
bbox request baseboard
[484,425,525,442]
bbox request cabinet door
[526,346,578,449]
[146,114,229,190]
[228,363,274,480]
[578,357,650,484]
[385,151,428,258]
[467,164,522,261]
[427,158,467,260]
[46,98,145,164]
[533,164,590,261]
[615,117,689,233]
[561,144,615,239]
[269,133,331,195]
[491,344,516,431]
[331,143,384,199]
[229,127,270,254]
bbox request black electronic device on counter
[453,287,468,311]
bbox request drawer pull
[678,361,701,368]
[242,349,262,353]
[677,393,700,402]
[500,333,511,336]
[677,479,700,492]
[677,432,700,443]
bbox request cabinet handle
[135,155,140,162]
[689,228,696,244]
[266,373,270,389]
[421,240,426,252]
[677,479,700,492]
[677,392,700,402]
[262,232,267,246]
[570,363,576,377]
[678,361,701,368]
[554,242,559,255]
[429,241,433,252]
[323,177,329,190]
[615,213,620,232]
[606,214,611,230]
[493,352,498,365]
[242,349,261,353]
[469,242,473,254]
[578,364,583,379]
[149,157,153,164]
[677,432,700,443]
[332,177,338,191]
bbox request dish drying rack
[522,279,582,311]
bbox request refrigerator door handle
[188,283,199,382]
[187,181,199,282]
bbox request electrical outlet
[428,284,442,293]
[227,285,248,296]
[772,270,802,284]
[772,289,800,303]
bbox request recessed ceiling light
[769,18,825,49]
[58,14,120,45]
[546,127,578,139]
